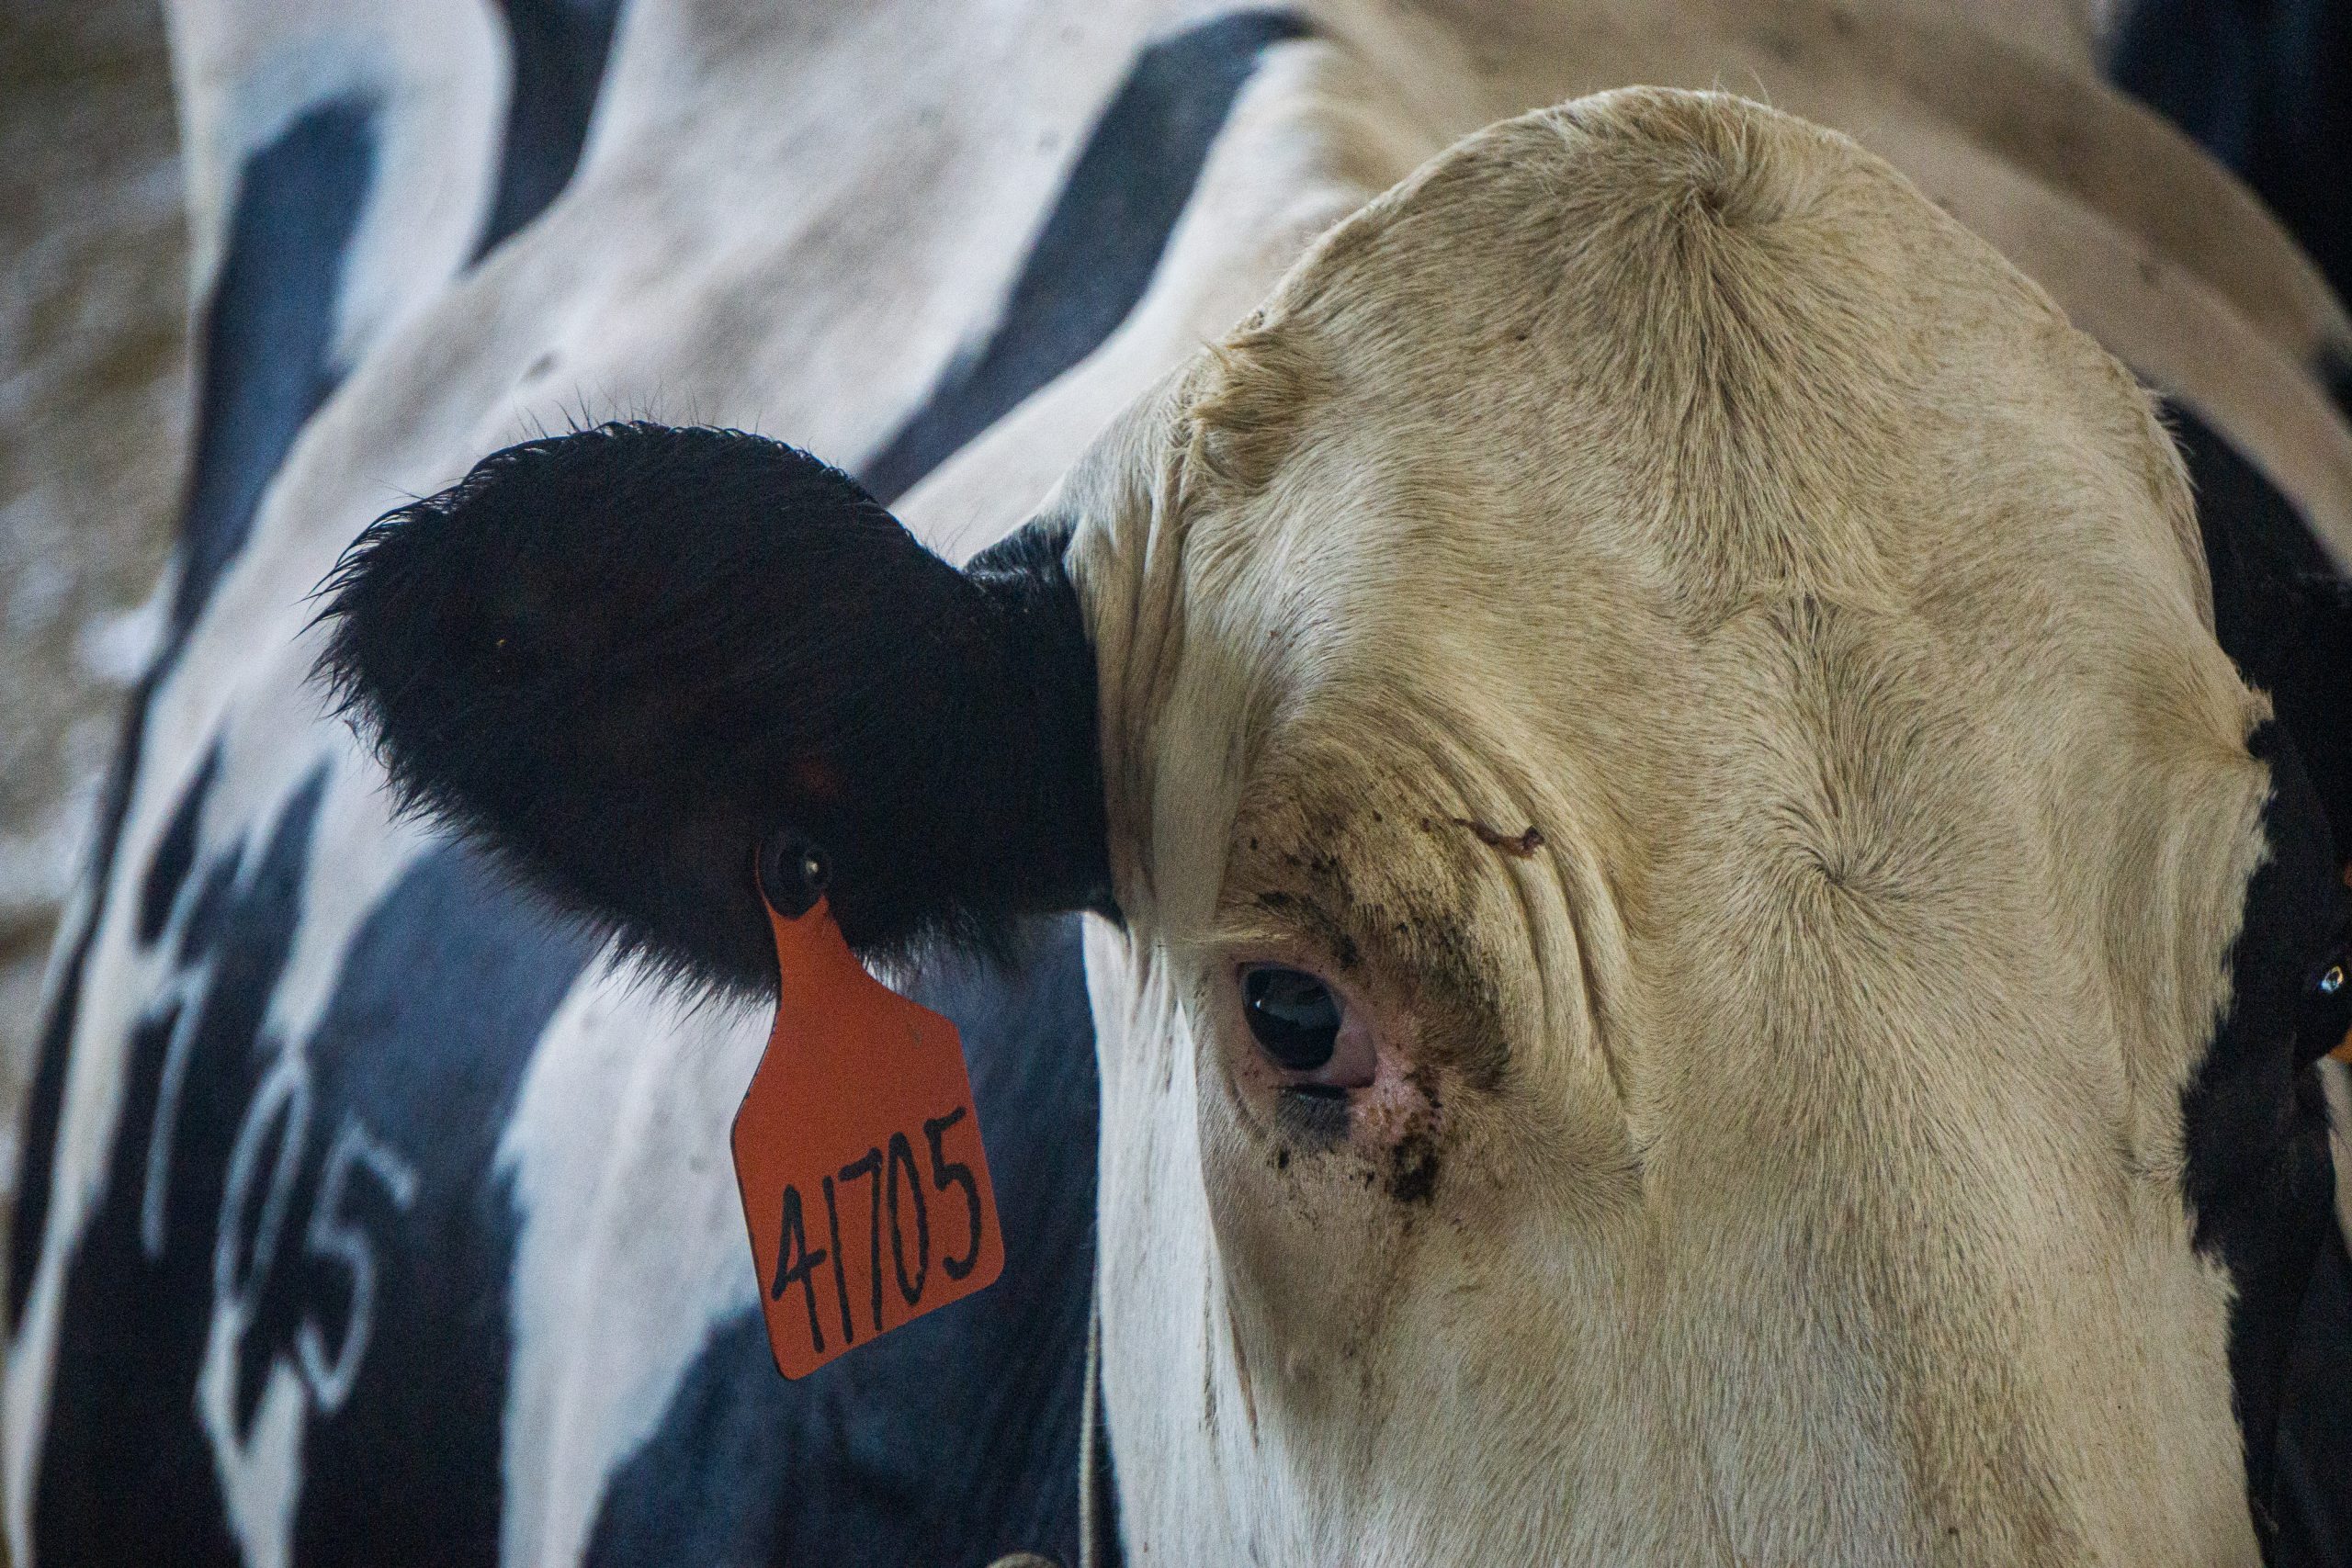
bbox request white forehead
[1074,86,2235,780]
[1186,86,2207,666]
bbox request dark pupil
[1242,967,1341,1071]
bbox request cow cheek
[1194,1053,1442,1390]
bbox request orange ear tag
[731,863,1005,1380]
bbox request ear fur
[315,422,1111,998]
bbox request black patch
[2109,0,2352,316]
[283,840,595,1564]
[2181,724,2343,1552]
[15,99,377,1337]
[139,743,222,947]
[2273,1219,2352,1568]
[475,0,627,256]
[857,8,1311,502]
[8,666,156,1335]
[31,772,328,1566]
[2174,402,2352,853]
[2322,347,2352,426]
[583,918,1102,1567]
[175,102,376,645]
[2174,395,2352,1562]
[315,424,1110,998]
[28,767,594,1566]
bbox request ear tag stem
[730,839,1005,1380]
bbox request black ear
[315,421,1111,998]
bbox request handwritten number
[886,1131,928,1307]
[207,1062,420,1459]
[924,1108,983,1280]
[139,994,193,1258]
[296,1118,418,1412]
[820,1175,854,1347]
[215,1057,311,1321]
[839,1149,885,1337]
[770,1184,828,1354]
[771,1106,983,1360]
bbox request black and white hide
[8,2,2352,1566]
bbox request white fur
[1069,87,2271,1563]
[15,4,2350,1564]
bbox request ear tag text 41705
[731,838,1004,1379]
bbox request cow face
[1057,90,2300,1565]
[320,89,2331,1564]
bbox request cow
[8,2,2350,1565]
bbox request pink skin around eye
[1309,1006,1377,1090]
[1232,964,1379,1092]
[1225,962,1446,1168]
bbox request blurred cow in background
[6,2,2350,1565]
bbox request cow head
[319,89,2345,1564]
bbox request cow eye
[1241,965,1342,1071]
[2303,950,2350,1059]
